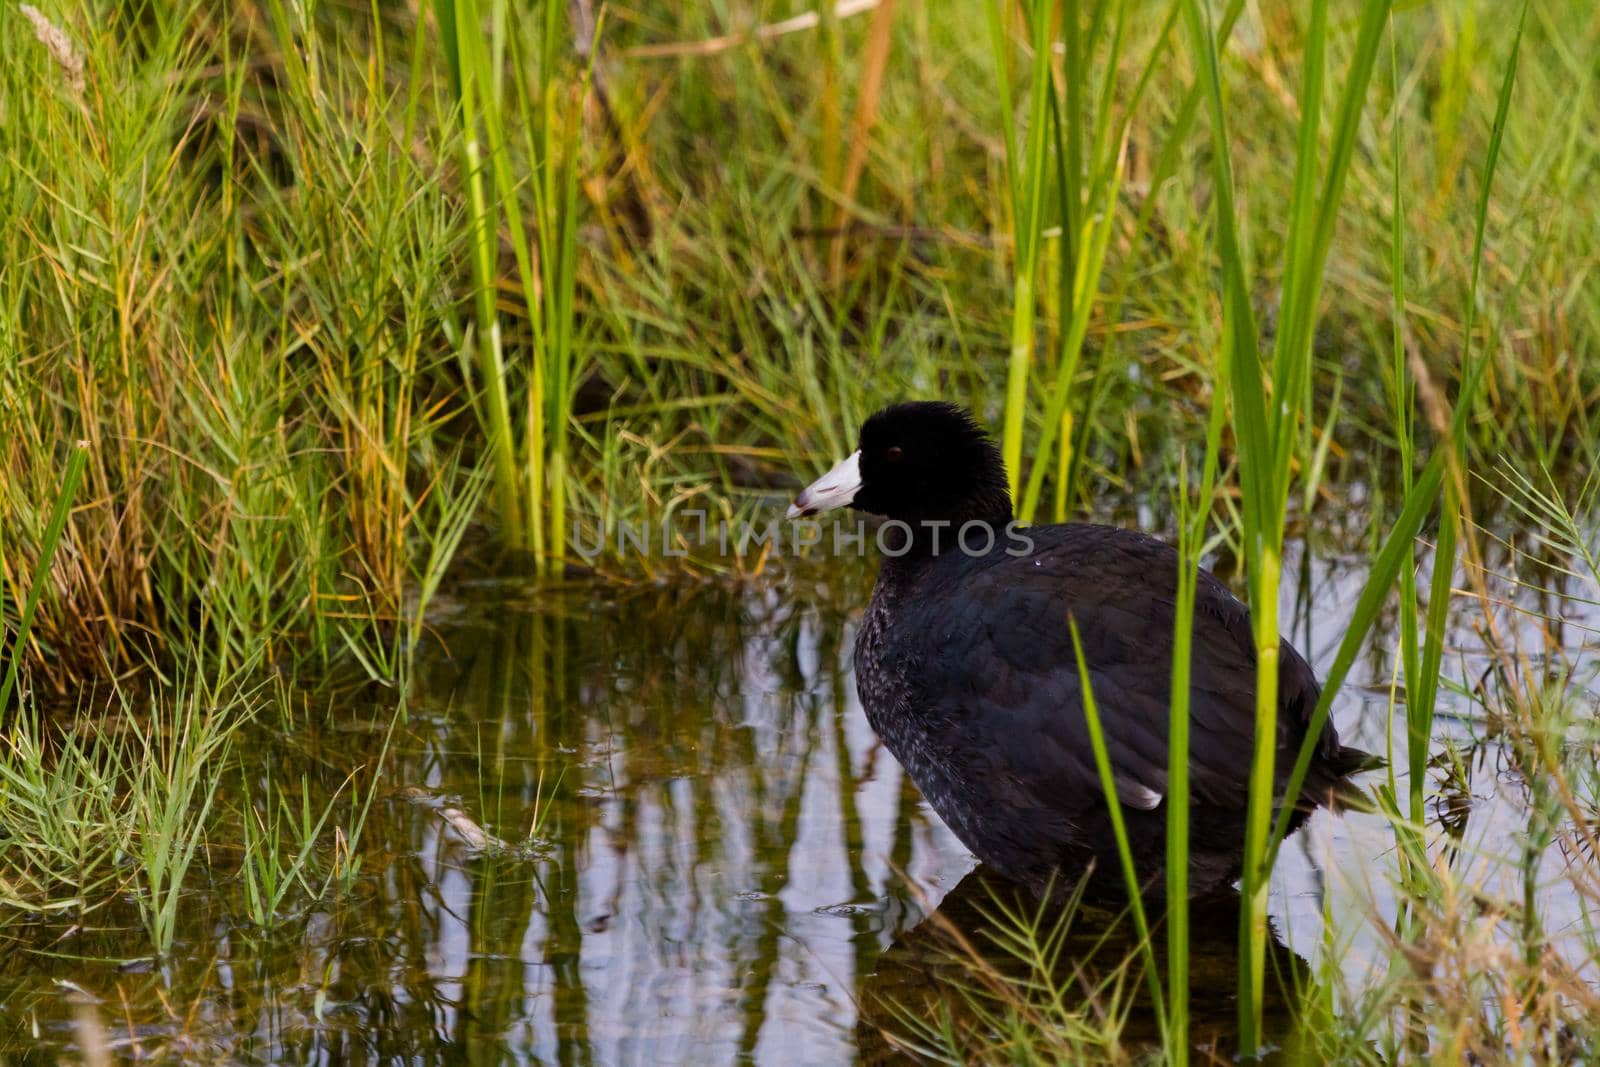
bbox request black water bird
[787,401,1376,898]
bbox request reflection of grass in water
[863,874,1325,1064]
[237,682,401,927]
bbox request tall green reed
[1135,11,1245,1053]
[1173,0,1481,1050]
[987,1,1399,1057]
[1212,2,1524,1051]
[989,0,1175,521]
[1063,380,1228,1067]
[1161,381,1232,1063]
[990,0,1052,504]
[1375,2,1530,1051]
[435,0,592,572]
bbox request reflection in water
[400,576,975,1064]
[1,517,1598,1062]
[854,870,1312,1063]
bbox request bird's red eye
[884,446,904,463]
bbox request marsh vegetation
[2,0,1598,1062]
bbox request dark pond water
[2,518,1598,1063]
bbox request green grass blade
[445,0,525,548]
[1272,0,1532,866]
[1067,615,1168,1043]
[1164,341,1231,1064]
[1017,0,1180,523]
[998,0,1056,504]
[1178,0,1276,1048]
[1269,0,1393,521]
[1,442,89,720]
[1385,15,1425,835]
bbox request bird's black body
[791,401,1376,899]
[856,522,1370,898]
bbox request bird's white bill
[786,450,861,519]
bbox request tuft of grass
[127,670,245,954]
[237,766,346,928]
[0,703,136,917]
[2,0,482,691]
[0,655,250,952]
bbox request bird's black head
[788,402,1014,530]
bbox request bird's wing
[884,526,1333,815]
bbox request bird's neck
[874,485,1013,563]
[872,511,1011,590]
